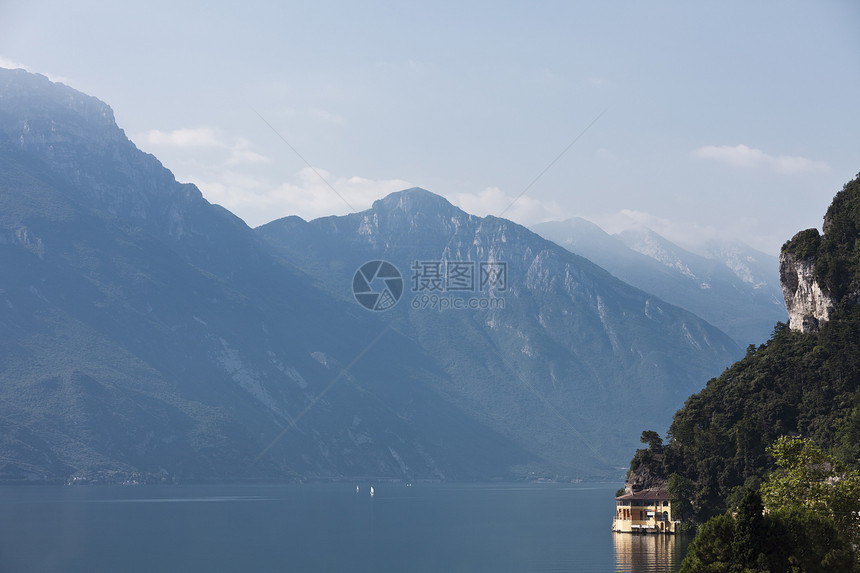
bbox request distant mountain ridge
[531,218,787,347]
[258,188,742,478]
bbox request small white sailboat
[370,486,375,498]
[356,485,359,493]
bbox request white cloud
[587,209,782,255]
[448,187,569,227]
[143,127,224,148]
[226,148,272,166]
[225,137,273,166]
[136,125,415,226]
[590,209,718,246]
[191,167,413,227]
[273,169,413,218]
[693,144,830,175]
[139,128,272,166]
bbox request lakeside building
[612,488,678,534]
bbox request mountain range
[0,68,746,483]
[257,189,743,478]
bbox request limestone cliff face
[778,172,860,334]
[779,246,835,333]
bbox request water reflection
[613,533,690,572]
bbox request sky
[1,1,859,255]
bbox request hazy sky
[2,1,858,254]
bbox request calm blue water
[0,483,688,572]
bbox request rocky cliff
[779,175,860,333]
[779,237,835,333]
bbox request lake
[0,483,689,572]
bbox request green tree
[640,429,663,450]
[680,498,855,573]
[679,513,735,573]
[731,489,765,567]
[761,436,860,545]
[777,507,855,573]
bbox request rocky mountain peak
[345,187,475,248]
[371,187,460,217]
[0,68,115,128]
[0,67,207,239]
[779,174,860,332]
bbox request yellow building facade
[612,488,678,533]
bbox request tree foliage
[680,489,855,573]
[667,473,695,522]
[641,430,664,450]
[816,174,860,302]
[761,436,860,546]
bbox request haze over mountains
[0,68,753,483]
[532,219,787,347]
[1,68,529,483]
[258,190,742,477]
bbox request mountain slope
[258,189,742,477]
[0,68,532,483]
[531,219,786,347]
